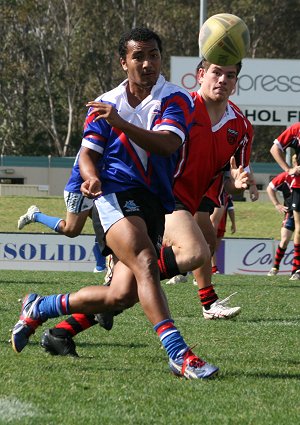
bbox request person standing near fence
[270,122,300,279]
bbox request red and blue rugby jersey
[173,92,253,215]
[64,148,103,193]
[64,150,83,193]
[81,75,194,213]
[272,123,300,189]
[269,172,293,210]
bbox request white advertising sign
[0,233,99,272]
[171,57,300,126]
[0,233,294,275]
[218,238,294,275]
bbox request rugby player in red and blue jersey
[11,27,218,380]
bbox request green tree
[0,0,299,158]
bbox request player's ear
[120,57,127,71]
[197,67,205,83]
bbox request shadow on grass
[0,280,74,286]
[1,338,147,351]
[214,281,300,290]
[238,317,300,323]
[75,341,147,350]
[229,370,300,379]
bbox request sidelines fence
[0,233,99,272]
[0,233,293,275]
[216,237,293,275]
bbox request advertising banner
[171,57,300,126]
[0,233,294,275]
[0,233,99,272]
[217,238,294,275]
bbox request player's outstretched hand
[86,101,126,128]
[230,156,249,189]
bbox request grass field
[1,272,299,425]
[0,197,299,424]
[0,195,285,239]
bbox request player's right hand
[275,204,288,214]
[81,178,102,198]
[288,165,300,176]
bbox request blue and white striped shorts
[64,190,94,214]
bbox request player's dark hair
[196,58,242,76]
[118,27,162,59]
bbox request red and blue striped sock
[154,319,188,360]
[37,294,70,321]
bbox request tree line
[0,0,299,160]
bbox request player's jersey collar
[121,75,165,111]
[212,104,236,132]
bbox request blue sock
[33,212,63,232]
[93,239,106,270]
[35,294,70,321]
[154,319,188,360]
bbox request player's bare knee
[108,292,137,309]
[61,228,81,238]
[134,254,158,277]
[191,251,210,269]
[187,241,210,269]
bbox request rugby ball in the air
[199,13,250,65]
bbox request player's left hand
[230,157,249,189]
[249,184,259,202]
[86,101,126,128]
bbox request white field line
[0,397,38,422]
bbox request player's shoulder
[288,122,300,132]
[272,171,288,184]
[280,122,300,138]
[94,80,127,104]
[228,100,245,118]
[160,76,193,105]
[190,90,201,102]
[228,100,253,129]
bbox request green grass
[0,197,298,424]
[0,271,299,425]
[231,201,283,240]
[0,196,95,235]
[0,196,284,239]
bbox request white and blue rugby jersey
[81,75,194,212]
[64,150,82,193]
[64,148,103,193]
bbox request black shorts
[174,197,190,212]
[282,211,295,231]
[197,196,218,215]
[291,188,300,212]
[93,188,165,257]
